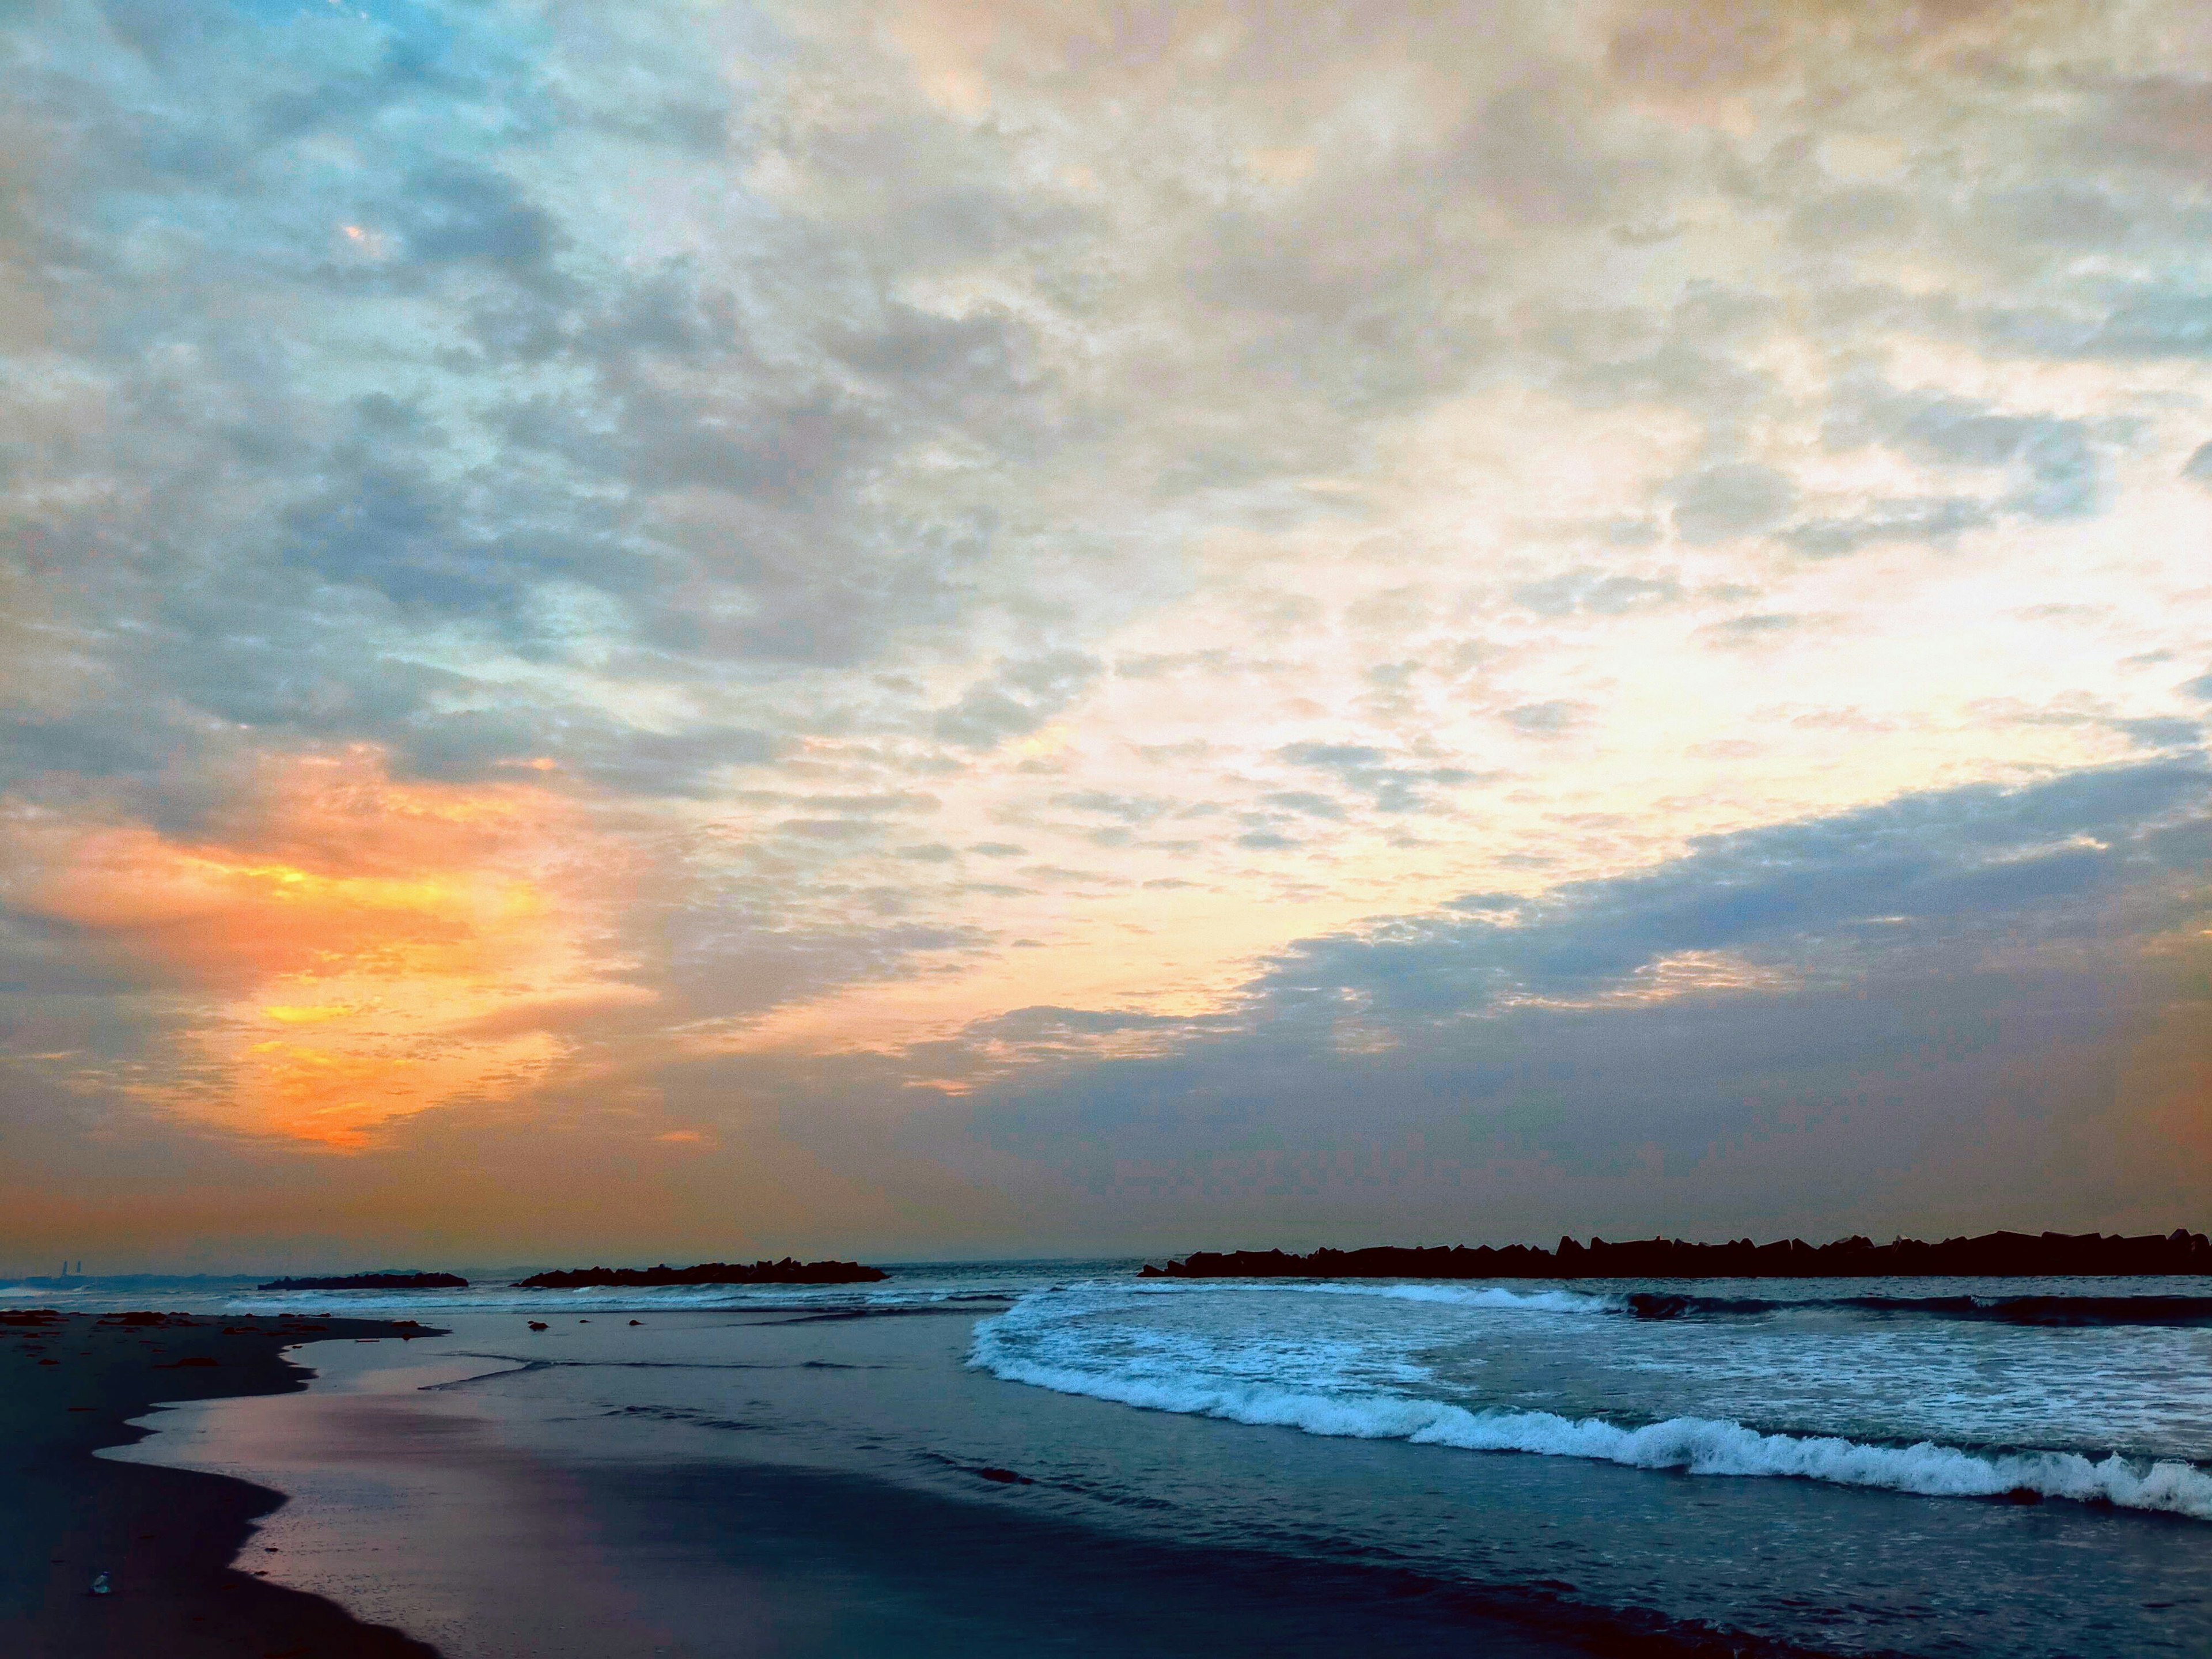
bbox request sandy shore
[0,1309,443,1658]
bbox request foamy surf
[1128,1278,1620,1315]
[970,1296,2212,1521]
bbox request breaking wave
[971,1294,2212,1521]
[1127,1279,1621,1315]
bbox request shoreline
[0,1310,443,1658]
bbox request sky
[2,0,2209,1271]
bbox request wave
[969,1317,2212,1521]
[1627,1292,2212,1327]
[1332,1283,1620,1313]
[1128,1279,1619,1314]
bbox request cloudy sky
[3,0,2209,1270]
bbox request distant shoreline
[514,1257,888,1288]
[1142,1229,2212,1280]
[257,1272,468,1291]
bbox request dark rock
[1142,1230,2212,1281]
[513,1258,888,1289]
[257,1272,468,1291]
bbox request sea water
[973,1277,2212,1516]
[46,1263,2212,1656]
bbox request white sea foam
[1346,1283,1620,1313]
[1129,1278,1619,1314]
[970,1296,2212,1521]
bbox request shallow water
[60,1263,2212,1656]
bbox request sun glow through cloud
[8,749,644,1146]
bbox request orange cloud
[7,747,647,1147]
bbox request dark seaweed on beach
[513,1257,889,1288]
[1142,1228,2212,1281]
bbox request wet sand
[557,1454,1745,1658]
[0,1309,442,1658]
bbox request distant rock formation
[257,1272,469,1290]
[1140,1230,2212,1280]
[513,1257,888,1288]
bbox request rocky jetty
[257,1271,469,1290]
[514,1257,888,1288]
[1141,1229,2212,1280]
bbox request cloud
[934,653,1103,750]
[0,747,634,1145]
[1052,791,1172,824]
[1781,498,1990,559]
[1701,612,1803,646]
[1275,743,1483,813]
[399,716,781,797]
[2113,716,2204,749]
[2081,289,2212,358]
[1263,791,1349,820]
[6,0,2212,1259]
[1669,463,1798,544]
[1500,700,1590,736]
[1266,762,2211,1018]
[1825,387,2100,522]
[1510,569,1682,616]
[949,763,2212,1238]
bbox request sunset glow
[2,0,2207,1265]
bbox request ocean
[24,1262,2211,1656]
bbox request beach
[0,1309,440,1658]
[11,3,2212,1649]
[29,1264,2210,1659]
